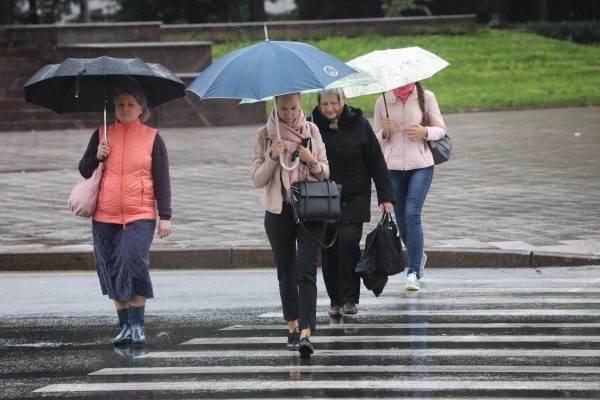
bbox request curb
[0,248,599,272]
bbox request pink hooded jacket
[373,89,447,171]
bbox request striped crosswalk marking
[90,365,600,376]
[139,348,600,359]
[33,268,600,398]
[34,380,600,393]
[182,335,600,345]
[259,309,600,317]
[220,322,600,330]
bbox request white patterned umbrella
[343,46,449,98]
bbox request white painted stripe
[34,380,600,393]
[388,278,600,284]
[380,288,600,293]
[90,365,600,376]
[181,335,600,345]
[139,349,600,359]
[317,297,600,305]
[221,322,600,331]
[259,309,600,317]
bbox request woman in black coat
[312,89,394,317]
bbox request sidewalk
[0,106,599,270]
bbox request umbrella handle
[279,155,300,171]
[103,103,107,143]
[273,97,300,171]
[382,92,389,118]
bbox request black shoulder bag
[291,180,342,248]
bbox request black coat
[312,105,393,223]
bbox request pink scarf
[393,83,416,103]
[265,109,315,199]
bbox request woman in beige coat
[251,92,329,358]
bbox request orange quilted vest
[93,119,158,225]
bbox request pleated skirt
[92,219,156,301]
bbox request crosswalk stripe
[139,349,600,359]
[89,365,600,375]
[378,288,600,293]
[318,297,600,305]
[181,335,600,345]
[220,322,600,330]
[394,278,600,284]
[259,309,600,317]
[34,379,600,393]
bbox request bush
[513,21,600,45]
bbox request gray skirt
[92,219,156,301]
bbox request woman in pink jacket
[373,82,447,291]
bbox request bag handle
[296,218,340,249]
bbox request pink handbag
[68,163,104,217]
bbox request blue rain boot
[129,305,146,347]
[113,308,131,346]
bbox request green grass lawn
[212,28,600,115]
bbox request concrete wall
[161,14,477,42]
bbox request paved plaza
[0,106,599,266]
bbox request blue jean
[389,166,434,278]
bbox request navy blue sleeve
[78,130,101,178]
[152,133,172,220]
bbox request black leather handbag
[291,180,341,222]
[291,180,342,248]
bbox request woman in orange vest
[78,86,172,347]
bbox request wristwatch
[307,160,318,169]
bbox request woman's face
[318,93,342,120]
[276,93,301,125]
[114,92,143,125]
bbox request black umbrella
[24,56,185,139]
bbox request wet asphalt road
[1,266,600,399]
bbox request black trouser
[321,222,363,307]
[264,203,326,332]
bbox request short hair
[113,86,151,122]
[317,88,344,105]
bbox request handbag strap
[290,189,340,249]
[296,218,340,249]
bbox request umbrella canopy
[343,46,449,98]
[24,56,185,114]
[238,69,378,104]
[186,40,357,102]
[187,34,357,171]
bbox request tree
[0,0,17,25]
[249,0,266,21]
[295,0,384,20]
[382,0,432,17]
[114,0,250,23]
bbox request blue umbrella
[187,41,356,102]
[187,28,356,170]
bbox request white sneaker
[405,272,420,291]
[419,252,427,280]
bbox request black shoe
[298,336,313,358]
[328,305,342,318]
[286,330,300,351]
[342,302,358,315]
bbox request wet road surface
[1,266,599,399]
